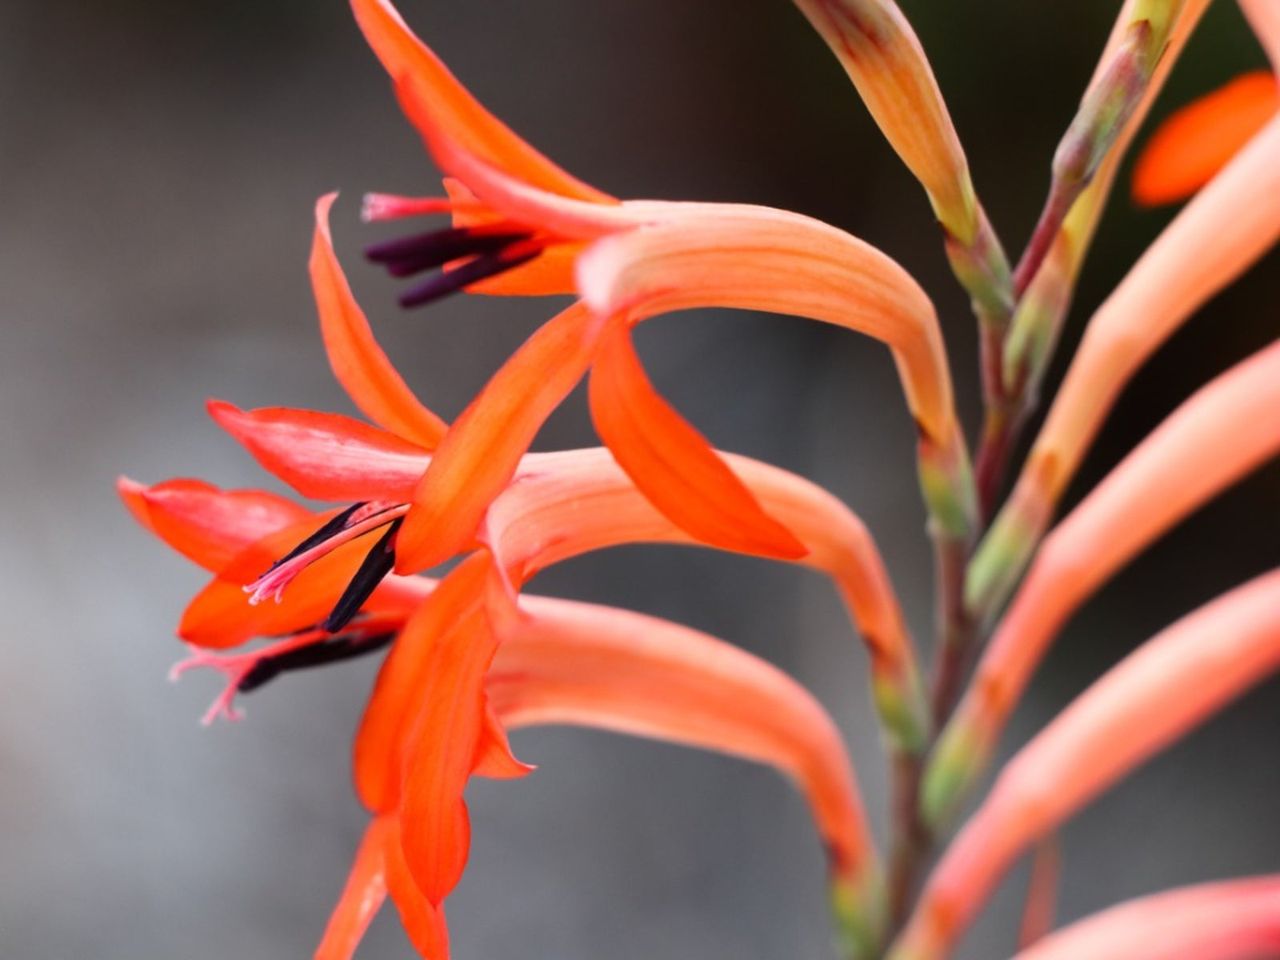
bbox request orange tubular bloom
[969,105,1280,617]
[120,479,878,958]
[342,0,974,575]
[890,569,1280,960]
[928,339,1280,824]
[1010,876,1280,960]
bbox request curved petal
[589,320,806,560]
[494,593,873,882]
[354,552,497,812]
[933,340,1280,824]
[1132,72,1279,206]
[1241,0,1280,70]
[208,400,430,502]
[395,302,606,573]
[312,193,448,448]
[1012,876,1280,960]
[487,447,926,750]
[315,817,390,960]
[893,569,1280,960]
[117,477,308,573]
[574,208,956,445]
[381,816,451,960]
[349,0,611,204]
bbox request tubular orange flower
[927,339,1280,825]
[890,568,1280,960]
[121,478,881,958]
[1010,876,1280,960]
[342,0,975,575]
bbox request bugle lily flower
[120,477,881,959]
[889,567,1280,960]
[347,0,977,577]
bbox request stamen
[323,519,403,633]
[364,222,543,309]
[170,624,398,725]
[245,502,409,605]
[399,244,542,308]
[361,193,455,223]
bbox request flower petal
[895,569,1280,960]
[574,207,956,444]
[1013,876,1280,960]
[588,320,807,560]
[354,552,496,811]
[117,477,308,573]
[1132,71,1278,206]
[495,593,872,878]
[315,817,390,960]
[312,193,448,448]
[398,604,498,903]
[349,0,611,203]
[208,400,429,502]
[381,816,452,960]
[395,303,605,573]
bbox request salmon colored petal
[349,0,611,204]
[589,321,807,561]
[208,400,430,502]
[117,477,308,573]
[1012,876,1280,960]
[934,339,1280,823]
[893,569,1280,960]
[1241,0,1280,68]
[315,817,391,960]
[1132,72,1279,206]
[395,303,606,573]
[574,207,956,445]
[398,605,498,903]
[487,447,926,751]
[471,702,536,780]
[380,816,452,960]
[494,593,873,880]
[355,552,496,812]
[312,193,448,448]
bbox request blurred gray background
[3,1,1278,958]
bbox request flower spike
[969,110,1280,621]
[890,569,1280,960]
[929,339,1280,825]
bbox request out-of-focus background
[3,1,1277,957]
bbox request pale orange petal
[314,818,390,960]
[495,593,873,879]
[312,193,448,448]
[1013,876,1280,960]
[589,320,806,560]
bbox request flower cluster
[123,0,1280,958]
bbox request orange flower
[346,0,975,575]
[121,479,880,959]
